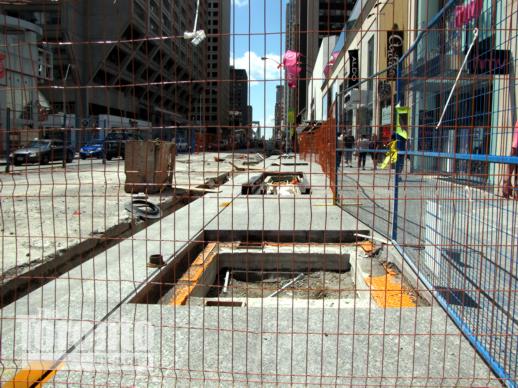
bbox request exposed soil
[211,270,356,299]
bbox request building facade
[204,0,230,137]
[286,0,354,127]
[0,14,48,157]
[403,0,517,184]
[306,35,338,122]
[1,0,216,142]
[274,85,285,141]
[315,0,516,188]
[229,66,249,128]
[323,0,409,142]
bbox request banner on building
[387,30,404,80]
[288,109,295,125]
[468,37,510,75]
[348,50,359,88]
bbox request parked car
[10,139,74,166]
[79,139,104,159]
[176,140,189,153]
[103,132,144,160]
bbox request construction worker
[393,105,410,174]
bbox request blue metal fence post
[335,92,340,205]
[391,62,403,241]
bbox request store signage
[348,50,359,88]
[455,0,483,28]
[468,38,511,75]
[469,49,510,74]
[381,106,393,126]
[0,53,5,79]
[387,30,404,80]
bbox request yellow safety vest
[395,125,409,140]
[380,140,398,169]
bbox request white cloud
[232,0,248,7]
[230,51,283,86]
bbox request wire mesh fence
[0,0,516,387]
[394,0,518,382]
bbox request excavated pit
[159,245,355,306]
[241,172,311,195]
[206,269,356,299]
[129,241,356,305]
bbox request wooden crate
[124,140,175,194]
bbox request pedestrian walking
[369,134,382,170]
[344,131,355,167]
[357,134,370,170]
[337,131,344,169]
[503,119,518,199]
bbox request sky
[229,0,287,138]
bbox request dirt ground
[0,152,252,277]
[217,271,356,299]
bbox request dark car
[79,140,104,159]
[10,139,74,166]
[104,132,144,160]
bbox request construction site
[0,0,517,387]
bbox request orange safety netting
[299,118,336,198]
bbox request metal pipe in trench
[268,273,304,298]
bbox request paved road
[3,157,127,175]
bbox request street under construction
[0,0,517,387]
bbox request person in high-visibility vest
[393,105,409,174]
[380,105,410,171]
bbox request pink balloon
[282,50,302,89]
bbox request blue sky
[230,0,287,138]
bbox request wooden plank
[168,243,218,305]
[172,185,222,193]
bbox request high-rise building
[285,0,306,128]
[274,85,285,140]
[229,66,249,127]
[204,0,230,137]
[307,1,355,70]
[285,0,354,124]
[246,106,253,129]
[0,14,50,157]
[1,0,209,136]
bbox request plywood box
[124,140,175,194]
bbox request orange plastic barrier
[299,118,336,197]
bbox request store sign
[455,0,483,28]
[381,106,393,126]
[468,38,511,75]
[387,30,404,80]
[0,53,5,79]
[348,50,359,88]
